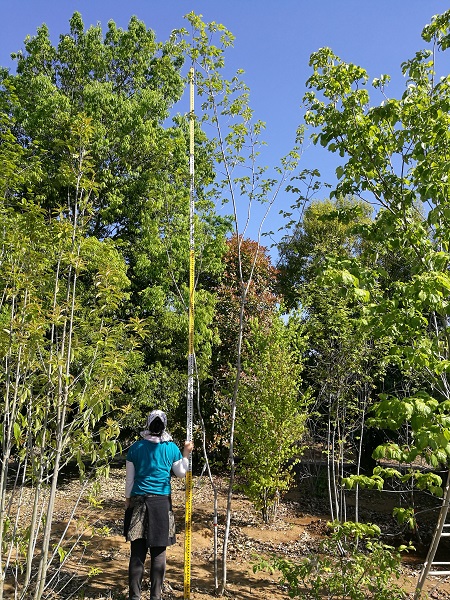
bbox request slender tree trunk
[192,43,299,594]
[327,410,336,523]
[219,296,245,596]
[355,387,368,525]
[339,399,347,523]
[195,366,219,592]
[34,184,81,600]
[0,294,26,599]
[23,263,61,594]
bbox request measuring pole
[184,65,195,600]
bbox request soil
[17,465,450,599]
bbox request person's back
[124,410,193,600]
[127,438,182,496]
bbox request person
[124,410,193,600]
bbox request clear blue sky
[0,1,448,247]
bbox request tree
[0,115,139,598]
[277,197,388,521]
[236,316,309,523]
[184,12,302,594]
[206,236,280,455]
[0,12,233,596]
[214,236,280,367]
[1,12,229,433]
[277,196,372,309]
[301,10,450,497]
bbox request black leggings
[129,538,166,600]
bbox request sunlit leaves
[235,316,309,522]
[261,521,410,600]
[303,16,450,216]
[368,390,450,477]
[300,11,450,503]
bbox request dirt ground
[25,466,450,599]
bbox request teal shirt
[127,439,182,496]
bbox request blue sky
[0,1,448,248]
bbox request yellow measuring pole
[184,65,195,600]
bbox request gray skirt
[125,494,176,547]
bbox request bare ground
[16,465,450,599]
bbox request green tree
[236,316,309,523]
[0,116,138,598]
[277,196,372,309]
[1,12,229,432]
[301,10,450,495]
[278,198,388,521]
[184,12,302,593]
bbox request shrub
[254,521,412,599]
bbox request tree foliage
[236,316,309,522]
[182,13,303,593]
[256,521,410,600]
[0,12,230,597]
[0,111,140,597]
[301,10,450,493]
[277,196,372,310]
[1,12,230,433]
[5,6,450,597]
[213,236,279,375]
